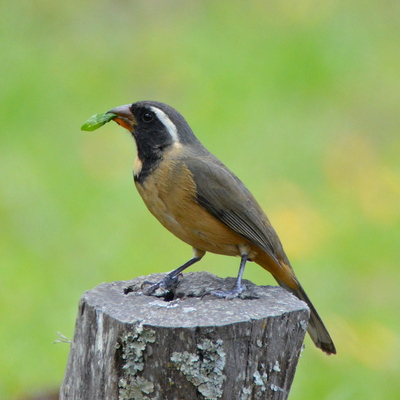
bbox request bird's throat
[133,156,143,177]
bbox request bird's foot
[207,284,246,300]
[141,273,182,298]
[202,283,259,300]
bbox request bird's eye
[142,112,154,123]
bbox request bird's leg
[210,253,248,299]
[143,252,204,296]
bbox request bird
[107,100,336,355]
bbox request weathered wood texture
[60,271,309,400]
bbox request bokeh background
[1,1,399,399]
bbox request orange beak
[108,104,135,132]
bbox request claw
[140,255,203,297]
[141,280,155,289]
[142,273,182,297]
[208,284,246,300]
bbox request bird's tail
[276,278,336,355]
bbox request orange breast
[135,157,251,257]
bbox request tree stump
[60,271,309,400]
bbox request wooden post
[60,271,309,400]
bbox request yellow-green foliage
[1,1,399,399]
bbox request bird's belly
[135,163,248,257]
[158,207,241,256]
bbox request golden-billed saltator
[107,101,336,355]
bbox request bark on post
[60,271,309,400]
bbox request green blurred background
[1,1,399,399]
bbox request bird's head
[109,101,203,160]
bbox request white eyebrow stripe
[150,106,179,142]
